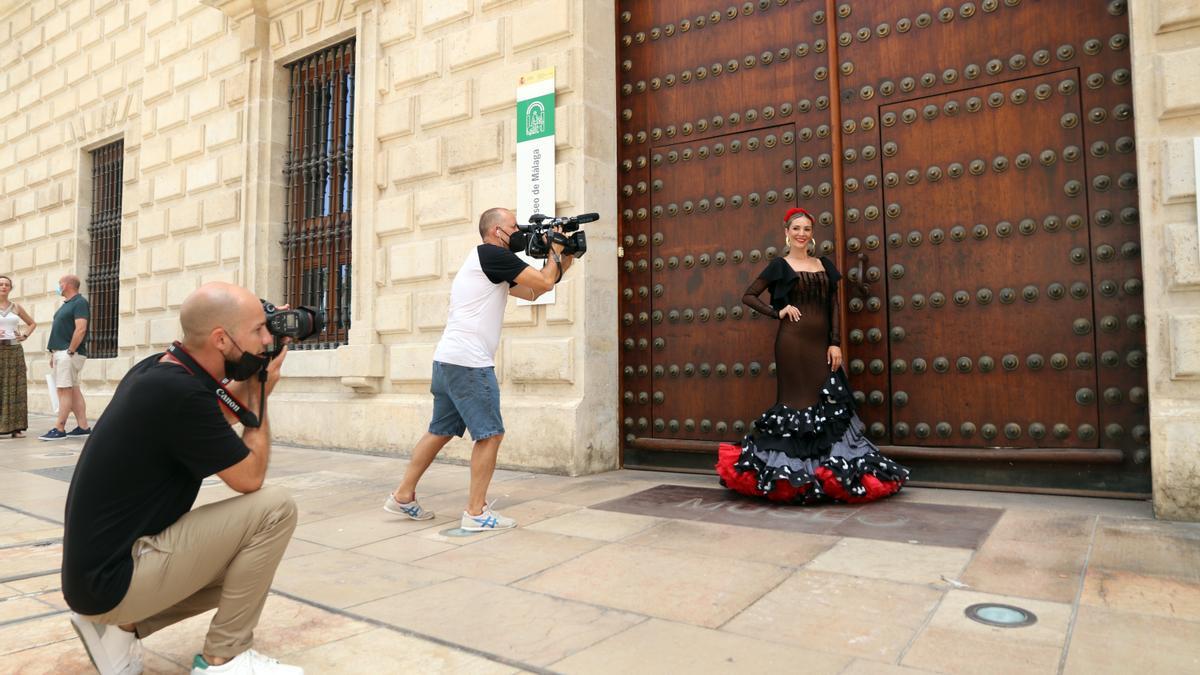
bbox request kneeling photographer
[386,207,584,531]
[62,282,321,675]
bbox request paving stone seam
[0,568,60,585]
[339,557,654,630]
[0,501,63,526]
[543,615,655,670]
[712,557,803,633]
[1057,515,1100,675]
[268,588,557,675]
[0,608,66,629]
[500,530,635,588]
[0,538,61,551]
[894,585,949,667]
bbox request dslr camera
[261,300,325,356]
[515,212,596,259]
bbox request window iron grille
[85,140,123,359]
[282,39,355,349]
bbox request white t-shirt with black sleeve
[433,244,529,368]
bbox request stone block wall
[1130,0,1200,519]
[0,0,618,476]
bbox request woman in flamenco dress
[715,207,910,503]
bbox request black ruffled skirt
[716,371,909,504]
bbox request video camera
[516,212,596,259]
[261,300,325,356]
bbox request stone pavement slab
[900,590,1072,674]
[806,538,973,586]
[2,421,1200,673]
[272,549,454,609]
[1080,567,1200,622]
[409,528,603,584]
[526,507,663,541]
[351,577,642,667]
[549,617,852,674]
[621,518,839,567]
[284,628,518,674]
[722,569,944,662]
[1063,606,1200,674]
[516,541,792,628]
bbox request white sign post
[515,67,556,306]
[1194,138,1200,257]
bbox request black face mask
[222,334,269,381]
[506,230,529,253]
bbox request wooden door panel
[879,72,1099,448]
[619,1,835,449]
[648,126,798,440]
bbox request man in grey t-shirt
[40,274,91,441]
[385,208,573,530]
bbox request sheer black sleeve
[742,277,779,319]
[828,281,842,346]
[820,256,843,346]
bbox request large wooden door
[617,0,1149,494]
[877,71,1100,448]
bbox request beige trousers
[84,486,297,659]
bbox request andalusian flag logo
[518,93,554,142]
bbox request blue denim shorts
[428,361,504,441]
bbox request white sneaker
[69,613,143,675]
[382,494,435,520]
[460,500,516,531]
[191,649,303,674]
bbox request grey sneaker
[70,613,143,675]
[460,500,516,531]
[383,494,435,520]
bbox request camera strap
[166,341,264,428]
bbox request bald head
[478,207,514,240]
[180,282,262,349]
[60,274,81,290]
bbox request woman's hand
[827,345,843,371]
[778,305,802,322]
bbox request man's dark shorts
[429,361,504,441]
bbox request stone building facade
[1130,1,1200,520]
[0,0,620,477]
[1,0,1199,519]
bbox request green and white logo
[517,93,555,142]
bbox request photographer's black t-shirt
[62,354,250,615]
[478,244,528,286]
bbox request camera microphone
[574,213,600,224]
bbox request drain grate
[964,603,1038,628]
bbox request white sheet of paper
[45,374,59,414]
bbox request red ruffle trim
[715,442,902,504]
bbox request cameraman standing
[386,207,573,530]
[62,282,302,675]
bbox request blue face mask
[56,284,63,296]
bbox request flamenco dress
[715,255,910,504]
